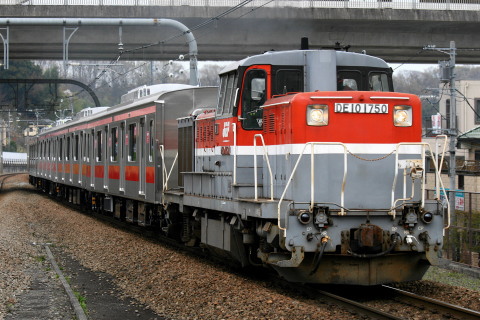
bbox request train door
[237,66,271,193]
[239,66,271,131]
[66,135,71,183]
[78,133,83,185]
[103,126,108,191]
[54,138,58,181]
[90,129,95,188]
[146,117,155,201]
[47,139,51,179]
[94,128,105,191]
[73,133,80,186]
[120,121,126,193]
[81,131,87,188]
[139,117,146,196]
[109,125,120,192]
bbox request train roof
[37,85,217,137]
[220,49,389,75]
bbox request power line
[72,0,264,96]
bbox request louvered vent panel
[263,113,268,134]
[268,113,275,133]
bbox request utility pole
[424,41,457,224]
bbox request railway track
[316,283,480,320]
[310,287,405,319]
[0,173,18,190]
[381,285,480,320]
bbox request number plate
[334,103,388,114]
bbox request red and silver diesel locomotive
[28,47,448,285]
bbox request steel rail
[312,287,405,320]
[382,285,480,320]
[0,173,17,190]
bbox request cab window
[275,69,303,94]
[369,72,389,91]
[217,71,238,116]
[337,71,361,91]
[242,69,266,130]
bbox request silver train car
[29,48,449,285]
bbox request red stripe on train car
[58,163,63,173]
[73,164,80,175]
[146,166,155,184]
[65,164,71,174]
[109,165,120,180]
[82,164,91,177]
[95,165,104,178]
[125,165,139,182]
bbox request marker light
[394,105,412,127]
[297,210,312,224]
[307,105,329,126]
[421,211,434,224]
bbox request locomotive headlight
[307,105,328,126]
[394,105,412,127]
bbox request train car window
[217,74,228,115]
[96,130,102,162]
[242,69,266,130]
[275,69,302,94]
[128,123,137,162]
[140,119,145,160]
[59,138,63,161]
[82,133,86,161]
[111,127,118,162]
[148,120,154,162]
[369,72,389,91]
[121,122,125,160]
[337,71,361,91]
[74,135,79,161]
[104,126,108,163]
[224,73,237,115]
[66,136,71,161]
[89,131,94,161]
[80,133,84,161]
[217,72,238,116]
[85,134,89,162]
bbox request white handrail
[253,134,273,201]
[232,122,237,185]
[277,142,348,234]
[389,141,450,232]
[158,144,177,192]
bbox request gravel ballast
[1,174,479,319]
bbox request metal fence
[427,189,480,267]
[2,158,27,173]
[0,0,479,11]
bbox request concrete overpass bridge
[1,0,480,66]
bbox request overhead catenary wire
[71,0,266,97]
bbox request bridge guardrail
[2,158,27,173]
[1,0,479,11]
